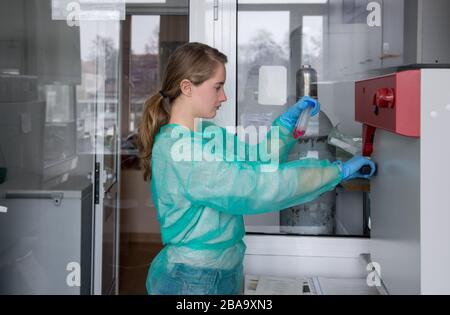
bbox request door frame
[91,20,122,295]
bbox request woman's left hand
[335,155,377,181]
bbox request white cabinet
[368,69,450,295]
[325,0,382,81]
[380,0,404,68]
[0,175,93,294]
[381,0,450,68]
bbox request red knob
[375,88,395,108]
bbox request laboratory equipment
[326,127,376,177]
[280,64,339,235]
[296,65,317,100]
[0,175,93,294]
[355,68,450,294]
[327,125,362,157]
[231,0,450,295]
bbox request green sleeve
[201,116,297,164]
[172,142,343,216]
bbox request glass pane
[78,19,121,294]
[118,7,189,295]
[237,0,386,237]
[130,15,161,132]
[121,14,189,169]
[0,0,121,294]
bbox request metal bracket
[51,192,64,207]
[94,162,100,205]
[214,0,219,21]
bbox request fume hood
[190,0,450,294]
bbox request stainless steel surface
[296,65,318,100]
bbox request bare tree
[239,29,288,65]
[145,26,159,55]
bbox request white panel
[420,69,450,294]
[0,197,83,294]
[244,255,366,279]
[258,66,287,106]
[189,0,214,45]
[244,235,370,257]
[370,129,420,295]
[189,0,236,128]
[244,235,369,279]
[214,0,237,128]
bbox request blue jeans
[147,263,243,295]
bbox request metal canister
[281,64,337,236]
[296,64,318,100]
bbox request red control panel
[355,70,421,156]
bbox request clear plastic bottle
[293,65,317,139]
[293,106,312,139]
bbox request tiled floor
[119,241,163,295]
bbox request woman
[138,42,375,295]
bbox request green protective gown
[146,116,343,294]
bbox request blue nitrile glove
[279,96,320,130]
[334,155,376,181]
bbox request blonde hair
[138,42,228,181]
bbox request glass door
[118,0,189,295]
[0,0,122,294]
[85,19,121,294]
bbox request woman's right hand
[279,96,320,130]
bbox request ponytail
[138,92,170,181]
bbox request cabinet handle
[4,192,64,206]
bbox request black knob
[359,164,377,176]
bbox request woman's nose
[220,90,227,102]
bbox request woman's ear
[179,79,192,97]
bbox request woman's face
[191,63,227,119]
